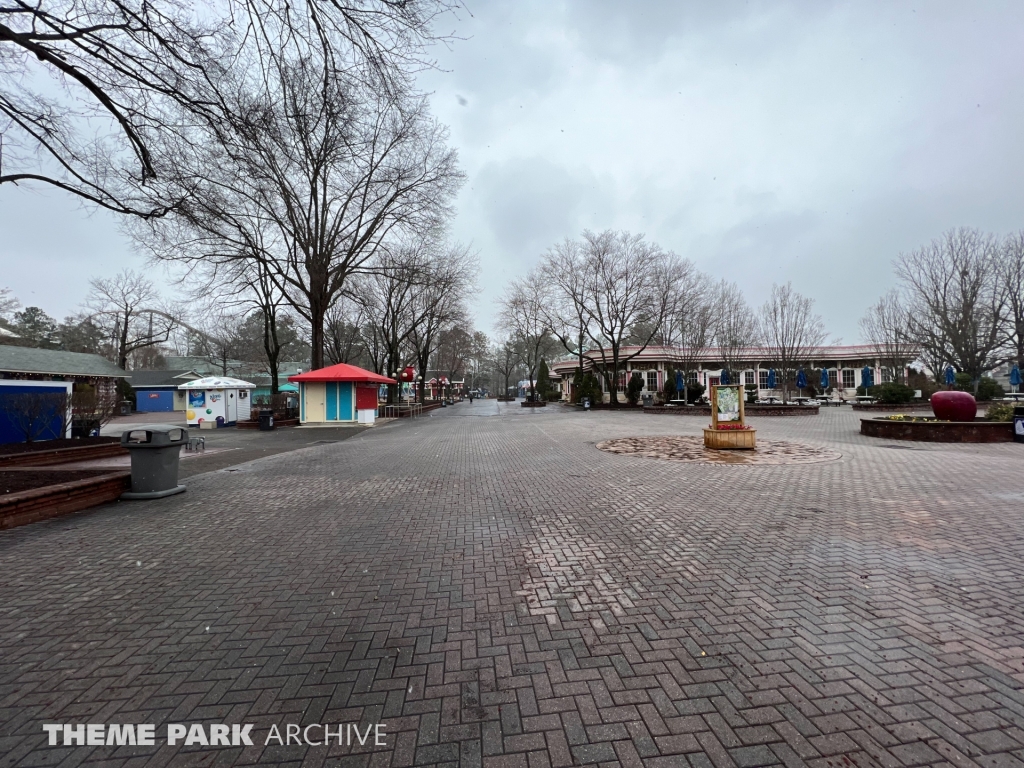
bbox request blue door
[136,390,174,412]
[338,382,353,421]
[326,382,338,420]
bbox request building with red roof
[289,363,395,425]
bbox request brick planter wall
[860,418,1014,443]
[236,418,300,430]
[0,442,127,468]
[644,404,819,417]
[851,403,933,411]
[0,471,130,530]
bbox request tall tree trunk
[309,301,326,370]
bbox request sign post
[704,384,756,450]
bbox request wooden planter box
[520,401,547,408]
[703,428,757,450]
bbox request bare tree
[491,335,522,400]
[672,275,714,403]
[1000,231,1024,370]
[896,228,1007,391]
[407,244,476,402]
[758,283,827,403]
[131,50,463,369]
[0,287,20,321]
[573,230,689,406]
[85,269,174,369]
[859,290,912,384]
[712,280,757,384]
[539,238,590,375]
[498,274,556,401]
[1,0,461,217]
[435,324,475,388]
[324,295,368,367]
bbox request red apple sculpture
[931,391,977,422]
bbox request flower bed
[860,416,1014,443]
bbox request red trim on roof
[288,363,396,384]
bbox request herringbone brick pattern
[2,403,1024,768]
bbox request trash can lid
[121,424,189,446]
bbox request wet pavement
[2,401,1024,767]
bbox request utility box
[120,424,188,499]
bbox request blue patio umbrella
[766,369,777,389]
[720,369,730,385]
[1011,364,1022,390]
[675,369,684,393]
[861,366,874,389]
[795,369,808,390]
[944,366,956,386]
[820,369,830,390]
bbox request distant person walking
[468,392,474,403]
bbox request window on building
[744,370,755,386]
[617,371,626,392]
[842,369,855,388]
[688,371,698,385]
[828,369,838,388]
[646,370,658,391]
[881,368,892,383]
[759,370,769,389]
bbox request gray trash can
[259,408,275,431]
[120,424,188,499]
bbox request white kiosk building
[178,376,255,428]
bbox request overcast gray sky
[2,0,1023,343]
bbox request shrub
[572,371,602,405]
[626,371,644,405]
[985,402,1014,422]
[685,382,705,404]
[536,359,551,398]
[546,391,561,402]
[951,372,1005,400]
[872,382,915,404]
[978,378,1005,401]
[663,366,677,401]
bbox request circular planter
[860,417,1013,443]
[931,391,977,421]
[703,428,756,450]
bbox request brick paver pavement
[2,402,1024,768]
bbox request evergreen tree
[537,359,550,397]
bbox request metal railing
[380,402,423,419]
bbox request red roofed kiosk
[289,363,395,426]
